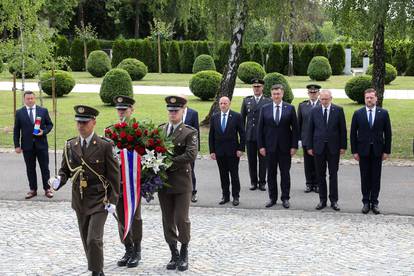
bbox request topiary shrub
[70,38,84,71]
[266,43,283,73]
[180,41,195,73]
[39,70,76,97]
[313,43,328,58]
[112,39,128,67]
[307,56,332,81]
[298,44,314,75]
[86,50,111,77]
[192,54,216,73]
[392,45,407,75]
[329,43,345,75]
[100,68,133,105]
[263,72,294,103]
[8,57,41,78]
[117,58,148,81]
[345,75,372,104]
[237,61,266,84]
[55,35,70,58]
[127,39,143,60]
[215,42,230,73]
[167,41,181,73]
[250,43,264,66]
[195,41,210,57]
[365,63,397,84]
[189,70,222,101]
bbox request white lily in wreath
[141,149,168,174]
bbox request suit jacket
[240,95,272,142]
[13,106,53,151]
[297,99,320,147]
[307,104,347,155]
[162,122,198,194]
[350,107,392,157]
[209,110,246,157]
[184,107,200,150]
[58,133,120,215]
[257,102,299,153]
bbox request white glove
[105,203,116,214]
[48,176,61,190]
[298,140,303,148]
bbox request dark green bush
[39,70,75,97]
[167,41,181,73]
[345,75,372,104]
[313,43,328,58]
[195,41,210,57]
[365,63,397,84]
[100,68,133,105]
[126,39,142,60]
[307,56,332,81]
[0,59,3,73]
[215,42,230,73]
[192,54,216,73]
[112,39,128,67]
[237,61,266,84]
[384,43,393,64]
[240,45,250,63]
[299,44,314,75]
[189,70,222,101]
[266,43,283,73]
[87,40,101,55]
[180,41,195,73]
[97,39,114,49]
[405,45,414,76]
[8,57,41,78]
[86,50,111,77]
[392,45,407,75]
[117,58,148,81]
[329,43,345,75]
[250,43,263,66]
[153,41,168,72]
[70,38,84,71]
[141,39,154,72]
[55,35,70,58]
[263,72,294,103]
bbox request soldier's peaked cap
[306,84,321,90]
[74,105,99,121]
[113,95,135,109]
[165,95,187,111]
[251,78,265,85]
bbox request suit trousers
[158,192,191,245]
[116,184,142,246]
[246,141,267,186]
[302,146,317,188]
[216,156,241,199]
[190,161,197,194]
[266,149,292,201]
[76,211,108,272]
[22,144,50,191]
[314,144,340,203]
[359,145,383,205]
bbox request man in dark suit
[297,84,321,193]
[13,91,54,199]
[257,84,299,209]
[351,88,392,215]
[182,98,200,203]
[241,78,272,191]
[209,96,245,206]
[307,90,347,211]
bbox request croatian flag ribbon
[119,149,141,240]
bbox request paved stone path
[0,200,413,275]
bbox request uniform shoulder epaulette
[66,137,77,142]
[184,125,196,131]
[100,136,113,143]
[159,123,167,128]
[301,99,309,103]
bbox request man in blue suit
[257,84,299,209]
[351,88,392,215]
[13,91,54,199]
[307,90,347,211]
[209,96,245,206]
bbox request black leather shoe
[313,186,319,193]
[361,204,370,214]
[167,242,179,270]
[127,243,141,267]
[304,186,312,193]
[117,244,133,267]
[316,202,327,210]
[191,193,198,203]
[249,184,257,191]
[219,198,230,205]
[331,202,340,211]
[372,204,381,215]
[265,200,276,208]
[258,184,266,191]
[232,198,239,206]
[177,244,189,271]
[91,272,104,276]
[282,200,290,209]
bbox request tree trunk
[201,0,248,126]
[134,0,140,38]
[372,22,385,107]
[287,0,295,76]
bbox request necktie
[368,109,373,128]
[29,108,34,124]
[323,108,328,125]
[168,125,174,137]
[221,113,227,132]
[82,139,87,155]
[255,97,259,104]
[275,105,280,125]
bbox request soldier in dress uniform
[49,105,120,276]
[241,78,272,191]
[159,95,198,271]
[298,84,321,193]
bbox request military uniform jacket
[161,122,198,194]
[241,95,272,142]
[58,133,120,215]
[297,99,320,147]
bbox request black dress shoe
[371,204,381,215]
[265,200,276,208]
[315,202,327,210]
[127,243,141,268]
[249,184,257,191]
[232,198,239,206]
[219,198,230,205]
[313,186,319,193]
[258,184,266,191]
[282,200,290,209]
[191,193,198,203]
[361,204,370,214]
[304,186,312,193]
[331,202,340,211]
[91,272,104,276]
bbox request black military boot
[177,243,189,271]
[166,242,180,270]
[117,243,133,267]
[127,243,141,268]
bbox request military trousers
[76,211,107,272]
[116,187,142,246]
[158,191,191,245]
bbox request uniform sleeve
[57,144,71,190]
[193,110,201,151]
[307,110,315,150]
[172,129,198,164]
[105,142,120,205]
[240,98,247,126]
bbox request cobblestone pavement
[0,201,413,276]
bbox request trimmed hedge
[313,43,328,58]
[87,40,101,55]
[299,44,313,75]
[237,61,266,84]
[8,57,40,78]
[215,42,230,73]
[365,63,397,84]
[39,70,75,97]
[195,41,210,57]
[266,43,283,73]
[392,45,407,75]
[405,45,414,76]
[141,39,154,72]
[153,41,168,73]
[100,68,133,105]
[250,43,263,66]
[193,54,216,73]
[189,70,222,101]
[0,59,3,73]
[117,58,148,81]
[240,45,250,64]
[112,39,128,68]
[307,56,332,81]
[180,41,195,73]
[263,72,294,103]
[55,35,70,57]
[329,43,345,75]
[70,38,84,71]
[345,75,372,104]
[87,50,112,77]
[167,41,181,73]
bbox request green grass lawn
[2,70,414,90]
[1,91,413,159]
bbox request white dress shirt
[273,101,283,122]
[182,107,188,123]
[80,132,95,148]
[168,122,181,136]
[26,105,36,121]
[321,104,331,123]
